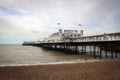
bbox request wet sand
[0,60,120,80]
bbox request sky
[0,0,120,44]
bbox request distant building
[43,29,84,42]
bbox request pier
[23,32,120,59]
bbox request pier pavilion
[43,29,84,42]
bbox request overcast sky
[0,0,120,44]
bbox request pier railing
[81,32,120,42]
[62,32,120,42]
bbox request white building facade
[43,29,84,43]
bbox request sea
[0,44,119,66]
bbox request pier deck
[23,32,120,59]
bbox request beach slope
[0,61,120,80]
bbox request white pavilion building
[43,29,84,42]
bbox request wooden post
[72,45,74,53]
[97,46,99,53]
[71,46,73,51]
[111,46,113,59]
[82,45,83,54]
[75,45,78,54]
[84,46,86,55]
[105,46,107,57]
[100,46,102,59]
[64,43,66,54]
[115,46,117,58]
[55,45,57,51]
[90,46,91,54]
[66,44,68,54]
[93,46,96,59]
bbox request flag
[57,23,61,25]
[78,24,82,26]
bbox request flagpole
[78,24,82,32]
[57,23,61,30]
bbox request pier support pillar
[90,46,91,54]
[64,44,66,54]
[75,45,78,54]
[84,46,86,55]
[115,46,118,57]
[111,46,113,59]
[100,46,102,59]
[105,46,107,57]
[82,45,83,54]
[93,46,96,59]
[97,46,99,53]
[55,45,57,51]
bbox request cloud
[0,0,120,44]
[0,6,24,16]
[31,30,40,34]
